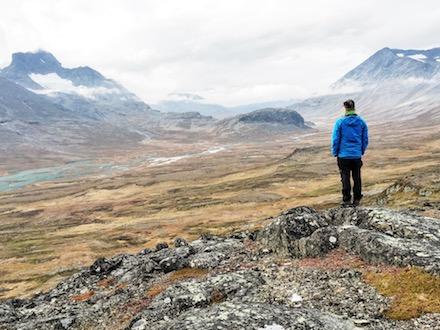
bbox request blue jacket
[332,114,368,159]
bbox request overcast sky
[1,1,439,106]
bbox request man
[331,99,368,207]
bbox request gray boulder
[131,301,357,330]
[259,206,440,274]
[90,257,122,275]
[258,206,329,256]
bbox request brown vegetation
[71,290,95,302]
[97,277,115,288]
[145,268,209,299]
[364,267,440,320]
[1,125,440,299]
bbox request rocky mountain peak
[7,50,62,74]
[0,50,108,89]
[333,46,440,89]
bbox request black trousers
[337,158,363,202]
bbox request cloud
[29,73,119,99]
[1,0,440,105]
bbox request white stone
[258,324,285,330]
[290,293,303,303]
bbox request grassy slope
[0,124,440,299]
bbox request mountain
[0,51,161,161]
[0,51,220,171]
[154,93,298,119]
[1,50,126,91]
[154,94,229,118]
[288,47,440,125]
[213,108,311,140]
[0,51,158,124]
[0,76,143,155]
[334,47,440,88]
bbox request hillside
[1,205,439,329]
[213,108,311,140]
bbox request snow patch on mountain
[29,73,119,99]
[407,54,428,62]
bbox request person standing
[331,99,369,207]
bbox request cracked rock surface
[1,207,439,330]
[259,207,440,274]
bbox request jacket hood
[344,115,362,126]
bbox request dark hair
[343,99,355,110]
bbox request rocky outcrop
[258,206,440,274]
[213,108,312,140]
[258,206,335,257]
[372,167,440,207]
[132,301,357,330]
[1,206,440,330]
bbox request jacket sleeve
[362,121,369,155]
[331,120,341,157]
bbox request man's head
[343,99,355,111]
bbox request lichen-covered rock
[295,226,339,257]
[324,207,440,274]
[131,301,357,330]
[259,264,388,320]
[188,237,245,268]
[132,270,264,326]
[338,226,440,274]
[326,207,440,243]
[188,251,226,269]
[2,206,440,330]
[90,257,122,275]
[174,237,189,247]
[258,206,328,256]
[258,206,440,274]
[0,304,18,324]
[159,256,189,273]
[155,242,169,251]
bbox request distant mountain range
[153,93,298,119]
[1,47,440,170]
[334,47,440,87]
[2,51,121,90]
[288,47,440,125]
[0,50,159,121]
[0,51,217,158]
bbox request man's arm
[362,121,369,155]
[331,120,341,157]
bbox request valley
[1,122,439,299]
[1,46,440,317]
[2,1,440,327]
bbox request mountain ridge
[1,50,114,90]
[334,47,440,88]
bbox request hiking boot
[341,201,352,208]
[352,199,361,207]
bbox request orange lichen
[97,277,115,288]
[145,268,209,299]
[71,290,95,302]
